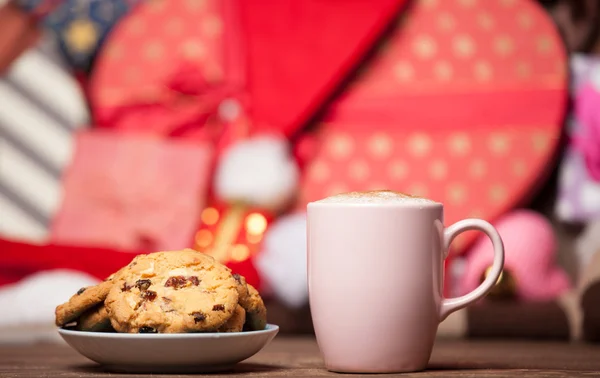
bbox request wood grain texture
[0,338,599,377]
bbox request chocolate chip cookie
[105,249,239,333]
[75,304,114,332]
[240,283,267,331]
[55,280,113,327]
[233,273,249,304]
[218,305,245,332]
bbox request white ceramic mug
[307,191,504,373]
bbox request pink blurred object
[460,209,571,301]
[50,130,214,252]
[573,82,600,182]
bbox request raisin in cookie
[240,284,267,331]
[55,280,113,326]
[75,304,114,332]
[218,305,245,332]
[105,249,239,333]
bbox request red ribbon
[325,86,566,131]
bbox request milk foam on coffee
[314,190,440,205]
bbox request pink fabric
[50,130,214,252]
[573,83,600,182]
[460,209,571,301]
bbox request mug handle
[439,219,505,321]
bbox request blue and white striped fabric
[0,32,89,242]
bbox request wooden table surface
[1,337,599,377]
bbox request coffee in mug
[307,190,504,373]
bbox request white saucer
[58,324,279,373]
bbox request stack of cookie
[54,249,267,333]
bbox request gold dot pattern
[328,132,354,160]
[368,182,387,191]
[409,183,429,198]
[349,159,370,181]
[434,60,453,81]
[307,161,330,182]
[181,40,206,60]
[448,133,471,156]
[477,12,494,30]
[128,18,145,35]
[388,160,408,180]
[203,15,223,37]
[474,60,493,82]
[458,0,477,8]
[532,131,551,153]
[468,159,486,178]
[413,35,437,59]
[368,132,393,159]
[516,61,531,78]
[144,41,164,60]
[350,0,567,93]
[470,209,484,218]
[488,133,510,155]
[494,35,514,57]
[407,133,432,157]
[327,183,349,197]
[147,0,166,13]
[437,12,455,31]
[489,184,507,203]
[166,18,184,35]
[453,34,475,58]
[536,35,553,54]
[91,0,226,109]
[429,160,448,180]
[186,0,208,12]
[447,183,467,205]
[512,159,526,177]
[421,0,439,9]
[517,12,533,29]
